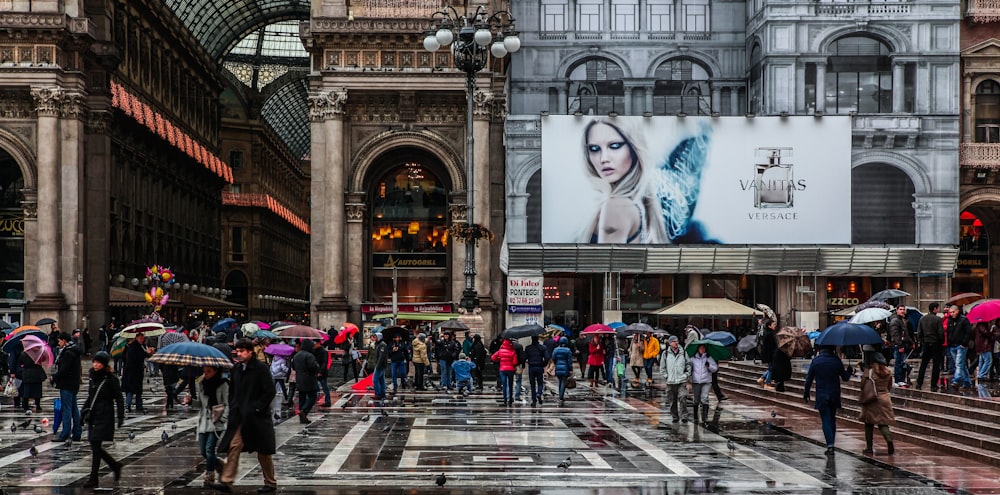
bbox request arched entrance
[852,163,916,244]
[956,210,990,296]
[0,148,25,325]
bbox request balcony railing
[814,1,911,16]
[968,0,1000,22]
[961,143,1000,168]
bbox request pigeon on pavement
[161,431,169,443]
[435,473,447,487]
[557,457,571,471]
[727,439,736,454]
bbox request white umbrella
[849,307,892,325]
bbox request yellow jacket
[411,338,431,365]
[643,337,661,360]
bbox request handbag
[3,378,16,397]
[859,369,878,405]
[81,378,108,423]
[210,403,226,423]
[566,376,577,389]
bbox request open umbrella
[968,300,1000,323]
[624,322,654,333]
[849,307,892,325]
[540,324,566,340]
[275,325,327,340]
[736,334,758,353]
[581,323,615,335]
[157,331,190,349]
[703,331,737,346]
[255,330,279,340]
[119,321,166,339]
[501,323,544,340]
[34,317,56,326]
[381,326,411,342]
[212,318,237,333]
[110,335,128,357]
[685,339,732,361]
[869,289,910,302]
[149,341,233,368]
[334,323,359,344]
[264,343,295,357]
[20,334,54,368]
[606,321,627,329]
[775,326,811,357]
[2,329,46,353]
[252,321,272,330]
[241,322,261,338]
[437,319,469,331]
[855,300,891,312]
[814,321,883,347]
[5,324,40,340]
[756,304,776,321]
[946,292,984,307]
[0,320,12,330]
[270,321,296,332]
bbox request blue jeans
[557,376,567,400]
[528,366,544,402]
[318,376,330,404]
[978,350,993,380]
[198,432,219,471]
[818,405,837,448]
[298,390,317,415]
[514,372,523,400]
[391,361,407,391]
[893,347,909,383]
[950,346,971,387]
[439,360,453,388]
[643,358,656,380]
[456,378,472,394]
[58,389,81,440]
[500,371,514,402]
[125,391,143,411]
[373,368,386,398]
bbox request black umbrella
[869,289,910,302]
[0,320,12,330]
[437,319,469,331]
[35,318,56,326]
[500,323,544,340]
[381,326,411,342]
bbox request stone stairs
[718,359,1000,467]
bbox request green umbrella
[685,339,731,361]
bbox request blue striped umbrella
[148,341,233,368]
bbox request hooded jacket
[491,340,518,372]
[52,341,82,392]
[292,340,320,392]
[660,345,690,385]
[551,339,574,377]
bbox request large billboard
[541,115,852,244]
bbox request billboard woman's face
[586,123,634,185]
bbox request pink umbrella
[581,323,615,335]
[968,300,1000,323]
[252,321,272,331]
[20,335,54,368]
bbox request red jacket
[491,340,518,372]
[587,339,605,367]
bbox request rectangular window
[612,0,638,31]
[577,0,603,31]
[541,0,567,31]
[681,0,708,32]
[647,0,673,31]
[231,226,244,262]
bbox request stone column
[964,75,974,142]
[345,194,366,325]
[83,108,112,335]
[815,64,826,112]
[623,87,633,115]
[308,94,329,319]
[449,202,469,307]
[60,92,85,320]
[892,61,905,113]
[472,89,493,306]
[29,87,66,312]
[711,85,722,114]
[557,87,567,114]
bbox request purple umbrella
[264,343,294,357]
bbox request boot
[692,407,699,424]
[203,470,216,487]
[886,441,895,455]
[83,478,99,488]
[701,405,709,425]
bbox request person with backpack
[661,336,691,423]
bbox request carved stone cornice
[30,87,63,117]
[449,203,468,223]
[85,109,112,134]
[309,89,348,122]
[19,189,37,219]
[0,13,66,29]
[0,89,34,119]
[310,19,428,35]
[346,203,366,223]
[492,93,507,121]
[472,89,493,121]
[61,92,86,119]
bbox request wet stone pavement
[0,378,993,495]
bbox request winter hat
[667,335,679,343]
[559,337,568,346]
[93,351,111,366]
[459,353,467,360]
[374,333,383,341]
[417,333,426,341]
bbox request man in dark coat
[945,305,974,390]
[292,339,319,424]
[371,333,388,400]
[313,339,331,407]
[213,339,277,493]
[52,333,83,441]
[888,305,914,386]
[915,302,943,391]
[802,346,853,454]
[121,333,152,413]
[524,336,550,406]
[470,335,487,390]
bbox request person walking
[268,354,289,420]
[587,335,605,389]
[661,336,691,423]
[641,333,660,386]
[915,302,943,391]
[370,333,388,401]
[339,335,359,384]
[491,338,518,406]
[524,335,550,406]
[689,343,718,426]
[18,346,45,413]
[411,333,430,391]
[574,336,589,379]
[974,321,997,384]
[756,319,778,387]
[212,339,278,493]
[944,305,973,391]
[888,305,914,387]
[628,335,645,388]
[551,337,574,403]
[470,334,487,391]
[121,333,152,413]
[197,365,229,487]
[859,353,896,456]
[81,351,124,488]
[770,337,793,393]
[314,340,331,407]
[52,332,83,442]
[291,339,319,424]
[802,346,854,455]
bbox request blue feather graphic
[655,129,711,240]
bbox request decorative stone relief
[473,89,493,120]
[449,203,468,224]
[21,198,36,219]
[61,92,86,119]
[0,90,34,119]
[911,201,932,218]
[309,89,349,122]
[30,87,63,117]
[85,110,112,134]
[346,203,366,222]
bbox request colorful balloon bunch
[143,265,175,311]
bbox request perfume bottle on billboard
[754,147,794,208]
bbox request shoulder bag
[81,378,108,423]
[858,368,878,405]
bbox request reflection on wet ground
[0,382,994,494]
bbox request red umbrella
[20,334,54,368]
[351,374,373,391]
[334,323,359,345]
[581,323,615,335]
[276,325,328,341]
[968,300,1000,323]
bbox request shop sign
[826,297,861,307]
[0,212,24,237]
[957,253,988,271]
[509,305,542,314]
[361,303,454,313]
[540,116,856,244]
[373,253,447,269]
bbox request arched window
[653,58,711,115]
[369,159,450,303]
[975,80,1000,143]
[748,43,763,114]
[851,164,915,244]
[0,152,24,301]
[825,36,893,114]
[567,58,625,115]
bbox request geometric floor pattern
[0,383,982,494]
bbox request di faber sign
[540,115,852,244]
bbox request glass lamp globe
[503,35,521,53]
[490,41,508,58]
[424,35,440,52]
[474,27,492,46]
[435,28,454,47]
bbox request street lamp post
[423,5,519,312]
